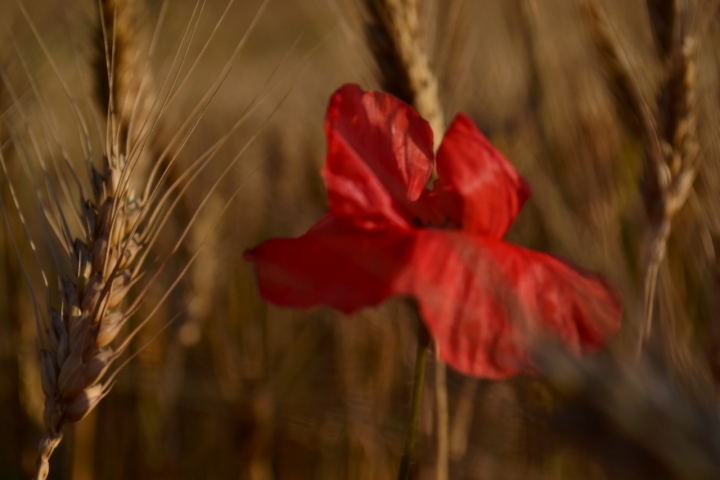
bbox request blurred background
[2,0,720,478]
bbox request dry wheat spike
[364,0,445,146]
[584,0,700,353]
[0,0,274,478]
[29,1,159,476]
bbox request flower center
[412,217,459,229]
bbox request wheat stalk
[583,1,699,355]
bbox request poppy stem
[397,320,431,480]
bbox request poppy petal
[433,114,532,238]
[323,84,435,229]
[244,216,416,314]
[399,231,622,378]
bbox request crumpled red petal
[244,217,415,315]
[323,84,434,230]
[399,230,622,378]
[431,114,532,238]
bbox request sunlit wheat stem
[584,0,699,354]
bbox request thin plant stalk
[398,320,431,480]
[434,349,449,480]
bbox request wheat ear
[32,147,146,480]
[24,1,276,476]
[30,1,155,478]
[364,0,445,147]
[584,1,699,354]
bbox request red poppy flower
[245,84,622,379]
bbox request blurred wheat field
[2,0,720,479]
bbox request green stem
[397,321,431,480]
